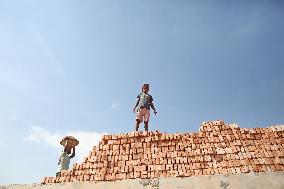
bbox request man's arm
[133,95,140,113]
[150,96,157,115]
[58,154,63,165]
[70,147,75,159]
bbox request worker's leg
[135,119,141,131]
[135,108,143,131]
[144,109,150,132]
[144,121,149,132]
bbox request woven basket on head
[60,136,79,148]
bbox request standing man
[133,84,157,131]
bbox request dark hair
[141,84,150,90]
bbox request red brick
[134,171,141,178]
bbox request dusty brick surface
[42,121,284,184]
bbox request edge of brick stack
[41,120,284,184]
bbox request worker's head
[142,84,149,93]
[64,146,72,155]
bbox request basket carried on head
[60,136,79,148]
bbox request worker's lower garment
[136,108,150,122]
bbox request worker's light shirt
[58,152,70,171]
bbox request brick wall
[42,120,284,184]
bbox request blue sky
[0,0,283,184]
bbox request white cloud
[111,102,119,110]
[24,126,107,161]
[24,126,61,148]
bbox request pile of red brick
[42,120,284,184]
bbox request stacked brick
[42,120,284,184]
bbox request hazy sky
[0,0,283,184]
